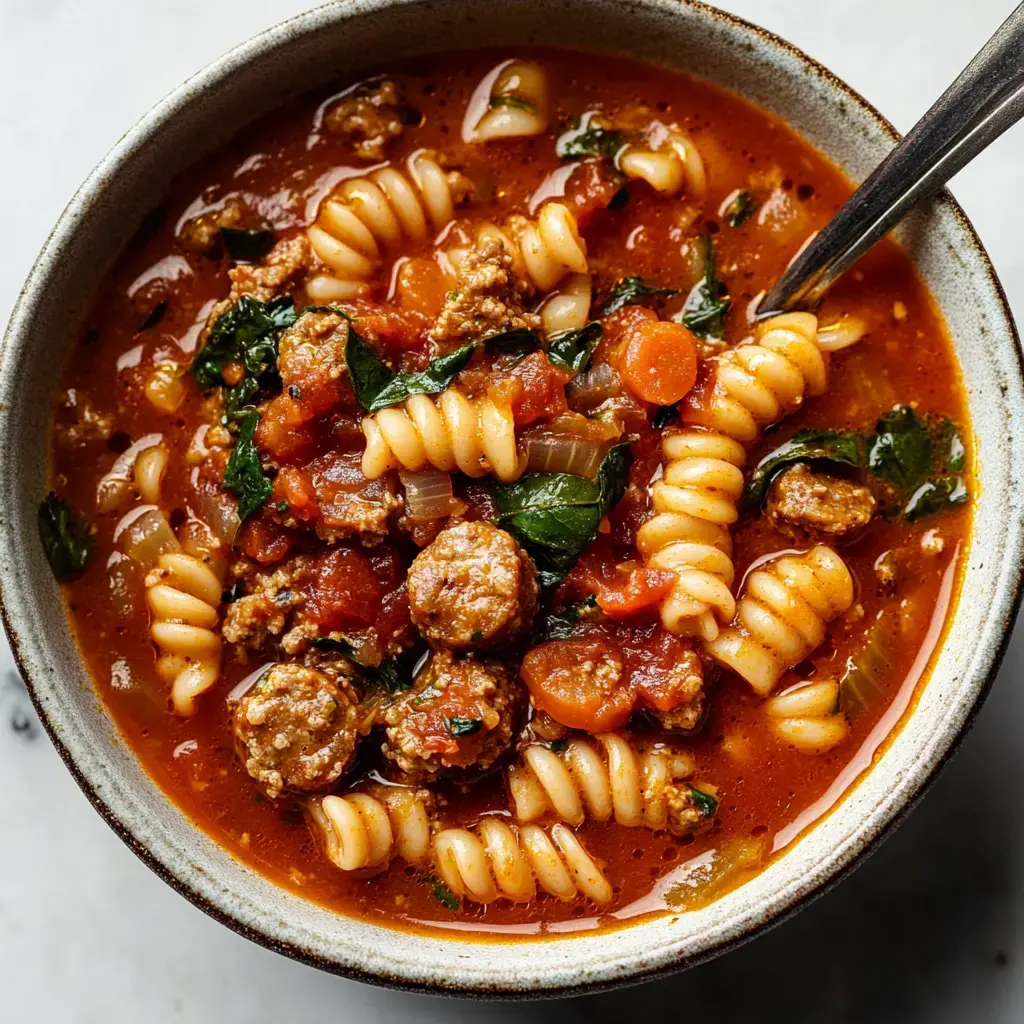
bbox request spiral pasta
[706,545,855,695]
[361,390,521,482]
[465,60,549,142]
[539,272,592,337]
[681,312,826,444]
[307,788,432,872]
[637,430,745,639]
[133,443,168,505]
[433,820,612,904]
[144,552,223,715]
[306,151,461,302]
[508,733,714,835]
[765,678,850,753]
[620,131,707,199]
[144,362,187,414]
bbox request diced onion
[195,486,241,546]
[817,315,867,352]
[398,470,464,522]
[226,662,277,705]
[114,505,180,571]
[524,434,604,477]
[566,363,622,410]
[96,433,164,513]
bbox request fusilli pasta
[144,362,187,414]
[706,545,855,695]
[307,788,432,872]
[508,733,711,834]
[133,443,168,505]
[361,390,522,482]
[306,151,460,302]
[765,678,849,753]
[637,430,745,639]
[145,552,223,715]
[433,820,612,904]
[620,131,707,199]
[539,272,592,337]
[465,60,549,142]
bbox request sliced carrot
[596,566,676,617]
[620,319,699,405]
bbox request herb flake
[745,429,862,509]
[445,716,483,737]
[723,190,756,228]
[39,493,94,580]
[555,114,627,160]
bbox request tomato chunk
[520,638,633,732]
[595,566,676,617]
[304,547,381,630]
[496,350,572,426]
[238,519,293,565]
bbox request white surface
[1,1,1022,1020]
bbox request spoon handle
[758,1,1024,317]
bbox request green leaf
[867,405,934,491]
[601,276,679,315]
[492,443,631,587]
[533,594,599,641]
[489,95,537,113]
[652,405,679,430]
[547,322,603,374]
[310,635,417,692]
[429,875,460,911]
[904,476,968,522]
[723,190,757,228]
[223,411,272,523]
[689,786,719,818]
[346,328,475,412]
[555,115,627,160]
[484,327,542,360]
[220,226,276,263]
[745,429,863,509]
[445,716,483,737]
[682,234,730,339]
[38,493,94,581]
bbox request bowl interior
[1,0,1022,996]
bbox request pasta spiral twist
[145,552,223,715]
[681,312,826,444]
[619,131,707,199]
[307,788,432,873]
[464,60,549,142]
[637,430,745,639]
[539,272,591,338]
[361,390,522,482]
[434,820,612,904]
[508,733,710,835]
[706,545,855,695]
[306,151,459,302]
[765,678,850,753]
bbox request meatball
[407,521,538,649]
[766,463,875,542]
[233,663,360,799]
[383,650,522,779]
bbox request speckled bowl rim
[1,0,1022,1000]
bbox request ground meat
[383,650,522,779]
[233,663,360,798]
[407,521,538,649]
[324,80,406,161]
[177,196,245,254]
[663,782,712,834]
[222,556,312,650]
[227,235,311,305]
[641,645,708,734]
[55,389,113,447]
[765,463,875,542]
[429,236,541,353]
[276,308,353,419]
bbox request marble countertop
[2,1,1023,1020]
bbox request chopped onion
[817,315,867,352]
[566,363,622,410]
[398,470,464,521]
[525,434,604,477]
[226,662,277,705]
[96,433,164,513]
[544,412,622,443]
[195,486,241,546]
[114,505,180,571]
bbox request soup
[43,49,969,937]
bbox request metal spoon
[758,1,1024,317]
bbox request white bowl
[2,0,1022,997]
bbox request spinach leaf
[904,476,968,522]
[38,493,94,581]
[346,329,475,412]
[534,594,599,641]
[492,443,632,587]
[745,429,862,509]
[223,411,272,523]
[445,716,482,737]
[867,405,934,491]
[484,327,542,359]
[310,635,418,692]
[428,875,460,911]
[652,405,679,430]
[682,235,730,339]
[137,300,167,332]
[490,95,537,113]
[547,322,603,374]
[220,226,276,263]
[601,276,679,315]
[555,114,627,160]
[689,786,719,818]
[723,190,756,227]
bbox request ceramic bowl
[2,0,1022,998]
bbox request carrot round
[620,319,699,405]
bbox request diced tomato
[563,158,625,231]
[238,519,293,565]
[596,566,676,617]
[255,396,315,461]
[520,638,634,732]
[304,547,381,630]
[459,481,498,522]
[496,351,572,426]
[346,300,432,358]
[624,627,705,713]
[395,257,449,318]
[273,467,320,522]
